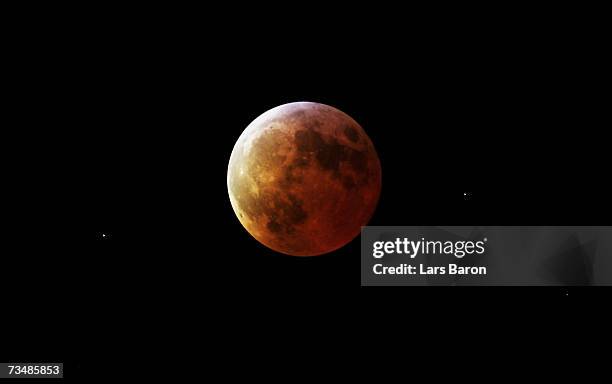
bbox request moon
[227,102,381,256]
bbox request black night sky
[2,4,609,381]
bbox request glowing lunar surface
[227,102,381,256]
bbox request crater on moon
[227,102,381,256]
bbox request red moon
[227,102,381,256]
